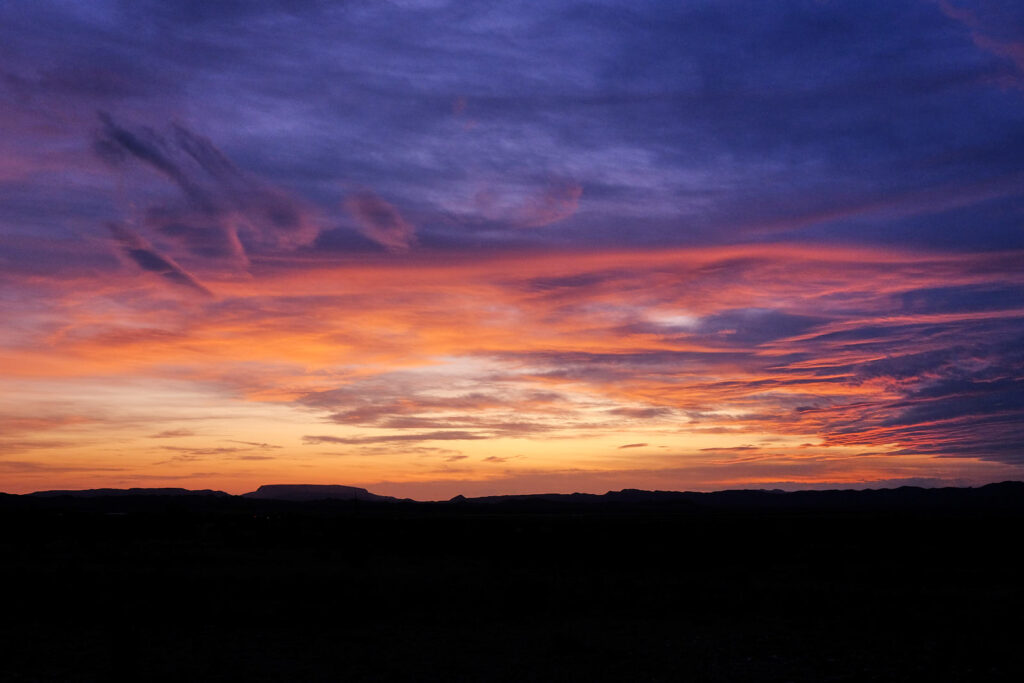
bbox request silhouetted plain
[2,483,1022,681]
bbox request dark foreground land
[2,484,1023,682]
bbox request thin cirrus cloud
[0,0,1023,494]
[304,432,489,445]
[149,429,196,439]
[458,179,583,229]
[517,181,582,228]
[937,0,1024,86]
[107,222,213,297]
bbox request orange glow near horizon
[3,243,1022,497]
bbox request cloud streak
[108,223,213,296]
[304,431,488,445]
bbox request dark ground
[1,489,1022,682]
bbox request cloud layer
[1,0,1022,494]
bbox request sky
[1,0,1023,498]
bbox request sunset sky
[2,0,1023,498]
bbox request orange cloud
[2,242,1023,493]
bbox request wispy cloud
[937,0,1024,87]
[96,113,320,268]
[343,191,415,251]
[108,223,213,296]
[149,429,196,439]
[303,431,488,445]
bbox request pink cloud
[938,0,1024,87]
[517,181,583,228]
[344,191,416,251]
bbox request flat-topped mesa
[241,484,405,503]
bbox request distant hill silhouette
[241,484,408,503]
[450,482,1024,511]
[11,481,1023,512]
